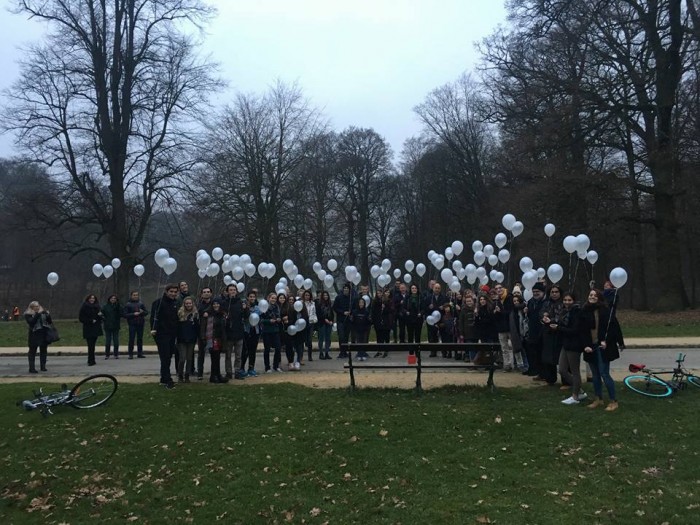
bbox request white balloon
[416,263,426,277]
[154,248,169,268]
[495,272,505,284]
[258,262,269,277]
[240,254,252,265]
[563,236,578,254]
[351,273,361,285]
[244,263,256,277]
[111,258,121,269]
[523,289,533,301]
[445,247,454,260]
[327,259,338,271]
[449,280,460,293]
[404,260,415,272]
[498,249,510,264]
[212,247,224,261]
[283,259,294,274]
[465,263,477,277]
[467,274,477,285]
[440,268,454,283]
[312,261,322,274]
[223,275,233,285]
[197,269,207,279]
[163,258,177,276]
[196,249,207,258]
[522,270,537,290]
[332,322,338,332]
[393,268,401,279]
[293,275,304,288]
[207,263,220,277]
[289,265,299,280]
[236,282,245,293]
[489,269,498,281]
[474,251,486,266]
[287,325,298,336]
[370,265,381,279]
[536,267,546,279]
[221,259,232,273]
[403,273,412,284]
[92,264,104,278]
[452,260,463,272]
[223,254,230,261]
[502,213,517,231]
[249,313,260,326]
[577,250,588,260]
[519,257,533,273]
[362,294,371,304]
[267,263,277,279]
[609,267,628,288]
[587,251,599,265]
[488,254,499,267]
[295,318,307,331]
[427,250,436,260]
[433,256,445,270]
[134,264,145,277]
[475,267,487,279]
[47,272,59,286]
[258,299,269,313]
[547,264,564,284]
[232,266,244,280]
[483,244,494,257]
[324,275,334,288]
[495,233,508,249]
[544,223,556,237]
[293,300,303,313]
[451,240,464,256]
[279,277,288,285]
[303,278,313,290]
[230,255,240,266]
[317,269,327,281]
[276,284,287,295]
[381,259,391,272]
[103,265,114,278]
[457,268,466,280]
[426,315,436,326]
[196,253,211,271]
[471,240,483,253]
[511,221,524,237]
[575,234,591,253]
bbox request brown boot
[587,398,604,409]
[604,401,619,412]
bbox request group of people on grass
[23,277,624,409]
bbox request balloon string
[603,289,617,342]
[568,253,573,290]
[572,258,580,291]
[152,268,165,330]
[546,238,551,267]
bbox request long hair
[24,301,44,315]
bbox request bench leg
[487,365,496,392]
[415,350,422,394]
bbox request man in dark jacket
[525,282,546,377]
[220,284,248,379]
[393,283,409,343]
[423,282,447,352]
[333,284,352,358]
[150,284,179,388]
[194,287,214,380]
[123,291,149,359]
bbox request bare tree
[2,0,221,297]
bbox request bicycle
[624,353,700,397]
[17,374,118,416]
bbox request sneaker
[234,373,246,380]
[288,363,295,371]
[137,354,146,358]
[128,356,133,360]
[605,401,619,412]
[578,392,588,400]
[266,369,273,374]
[164,382,175,390]
[238,369,248,378]
[293,361,301,370]
[247,369,258,377]
[561,396,579,405]
[275,367,284,373]
[105,355,110,360]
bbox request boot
[325,352,331,359]
[29,355,37,373]
[604,401,619,412]
[587,398,604,409]
[40,355,47,372]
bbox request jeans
[224,338,244,376]
[105,329,120,357]
[263,332,282,371]
[559,350,583,396]
[177,342,196,378]
[155,334,176,384]
[242,331,259,370]
[589,348,616,401]
[318,323,332,353]
[128,323,145,357]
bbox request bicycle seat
[628,363,646,373]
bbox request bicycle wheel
[687,374,700,389]
[623,375,673,398]
[69,374,118,409]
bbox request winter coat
[402,293,423,325]
[474,305,497,343]
[79,302,104,339]
[371,300,394,331]
[260,304,282,335]
[25,311,52,347]
[556,305,589,353]
[315,300,334,326]
[123,300,148,326]
[101,302,122,332]
[580,304,625,363]
[333,293,352,323]
[150,294,179,338]
[350,307,372,334]
[458,307,476,341]
[177,309,200,344]
[220,296,247,341]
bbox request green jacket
[102,302,122,331]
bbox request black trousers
[242,332,259,370]
[155,334,176,384]
[406,322,422,344]
[86,337,98,365]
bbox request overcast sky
[0,0,507,159]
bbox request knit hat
[480,285,490,292]
[512,285,522,294]
[532,282,546,292]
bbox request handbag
[45,324,60,345]
[212,338,221,352]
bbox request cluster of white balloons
[92,258,123,279]
[562,234,598,264]
[426,310,441,326]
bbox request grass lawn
[1,382,698,524]
[1,310,699,347]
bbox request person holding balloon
[350,297,372,360]
[176,297,199,382]
[123,291,148,359]
[260,292,283,373]
[150,284,180,388]
[220,284,247,380]
[240,290,261,377]
[79,294,104,367]
[24,301,52,373]
[315,291,335,359]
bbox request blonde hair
[24,301,44,315]
[177,297,198,321]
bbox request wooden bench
[340,343,501,393]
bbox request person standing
[195,287,214,379]
[302,290,317,362]
[201,299,228,383]
[241,290,261,377]
[525,282,547,377]
[552,292,588,405]
[79,294,103,366]
[403,284,424,345]
[315,291,334,359]
[24,301,52,373]
[333,284,352,358]
[220,284,247,380]
[123,291,148,359]
[423,283,447,354]
[260,293,283,373]
[176,297,199,383]
[150,284,179,388]
[101,294,122,359]
[393,283,409,344]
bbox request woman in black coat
[24,301,52,373]
[551,292,589,404]
[580,289,625,411]
[79,294,104,366]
